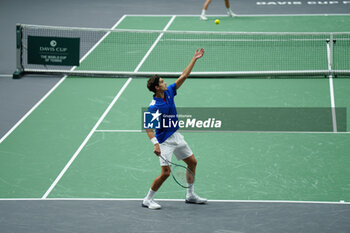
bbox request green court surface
[0,15,349,202]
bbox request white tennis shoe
[227,9,236,17]
[200,14,208,21]
[185,193,207,204]
[142,199,161,210]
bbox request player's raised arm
[175,48,204,90]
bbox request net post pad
[13,69,24,79]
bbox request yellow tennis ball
[215,19,220,25]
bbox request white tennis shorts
[159,132,193,166]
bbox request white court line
[0,198,348,205]
[161,38,328,42]
[0,74,12,77]
[94,130,349,134]
[125,13,350,17]
[95,130,142,132]
[0,15,127,145]
[329,77,337,132]
[42,16,177,199]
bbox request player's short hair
[147,75,160,93]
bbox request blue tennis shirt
[148,83,178,143]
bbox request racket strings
[172,165,194,188]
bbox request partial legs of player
[142,166,170,209]
[200,0,236,20]
[183,155,207,204]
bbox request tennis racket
[159,155,195,188]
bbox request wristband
[151,137,159,145]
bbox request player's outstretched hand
[194,48,204,60]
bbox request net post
[326,34,335,79]
[330,33,335,78]
[332,36,337,78]
[13,24,24,79]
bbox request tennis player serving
[143,48,207,210]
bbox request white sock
[187,183,194,196]
[226,8,231,13]
[145,188,156,200]
[201,9,206,16]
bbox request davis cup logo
[50,40,57,47]
[143,109,161,129]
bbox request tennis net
[14,24,350,78]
